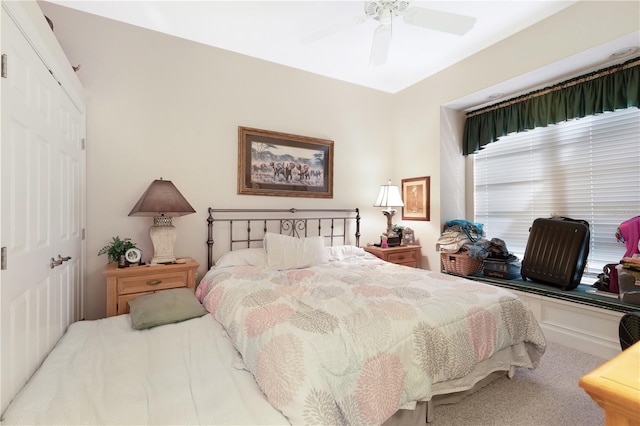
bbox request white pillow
[325,245,366,261]
[215,248,267,268]
[263,232,327,270]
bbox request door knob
[50,257,63,269]
[58,254,72,262]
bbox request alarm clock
[125,248,142,265]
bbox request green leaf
[98,236,137,263]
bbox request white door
[0,8,84,413]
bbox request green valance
[463,57,640,156]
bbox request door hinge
[1,247,7,270]
[1,54,7,78]
[81,138,86,150]
[82,229,86,240]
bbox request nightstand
[103,259,199,317]
[364,245,421,268]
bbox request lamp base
[386,236,401,247]
[149,220,177,264]
[382,209,397,237]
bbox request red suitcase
[521,217,590,290]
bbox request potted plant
[98,236,138,266]
[392,224,405,239]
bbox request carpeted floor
[429,341,609,425]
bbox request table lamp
[128,178,195,264]
[374,179,404,237]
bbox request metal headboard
[206,207,360,270]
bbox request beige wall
[40,4,395,319]
[392,0,640,271]
[39,1,639,319]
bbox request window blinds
[474,107,640,276]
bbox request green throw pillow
[129,288,207,330]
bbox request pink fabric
[617,216,640,257]
[197,257,547,425]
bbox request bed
[1,207,546,425]
[0,313,289,425]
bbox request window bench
[461,274,640,360]
[465,275,639,313]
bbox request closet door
[0,6,84,413]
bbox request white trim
[2,1,85,111]
[511,289,623,359]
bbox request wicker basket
[441,252,483,276]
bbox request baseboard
[510,289,623,360]
[541,326,621,359]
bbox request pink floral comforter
[196,254,546,425]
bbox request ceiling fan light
[364,0,478,67]
[364,1,381,17]
[396,1,410,13]
[379,9,392,26]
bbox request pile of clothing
[437,219,520,279]
[617,215,640,304]
[616,215,640,258]
[437,219,515,260]
[436,219,485,254]
[593,216,640,302]
[472,238,519,263]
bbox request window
[473,107,640,276]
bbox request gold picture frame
[402,227,415,245]
[401,176,430,221]
[238,126,334,198]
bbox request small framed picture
[403,227,415,245]
[401,176,430,221]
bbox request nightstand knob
[147,279,162,286]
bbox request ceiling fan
[364,1,477,66]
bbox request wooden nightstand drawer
[387,250,417,264]
[118,270,188,294]
[364,245,421,268]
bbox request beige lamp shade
[374,180,404,237]
[374,180,405,208]
[129,179,195,264]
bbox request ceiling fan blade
[369,24,392,67]
[403,7,476,35]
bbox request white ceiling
[46,0,583,94]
